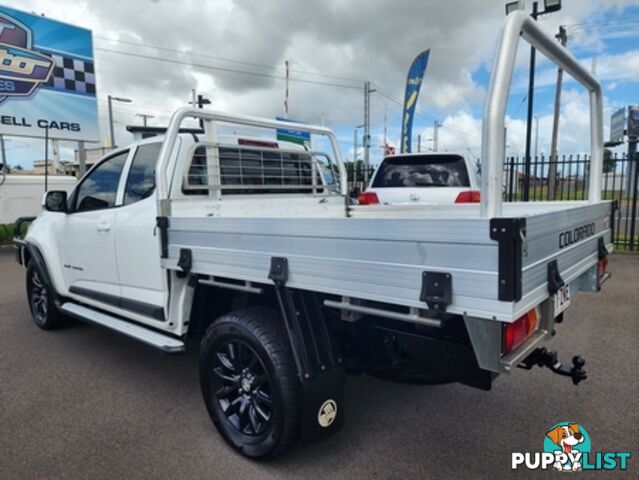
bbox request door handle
[96,220,111,232]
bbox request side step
[59,303,185,354]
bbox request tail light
[502,308,539,354]
[454,190,481,203]
[598,256,608,279]
[357,191,380,205]
[597,239,610,287]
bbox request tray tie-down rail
[518,347,587,385]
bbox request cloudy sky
[2,0,639,168]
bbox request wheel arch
[23,214,70,298]
[25,242,59,299]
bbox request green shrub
[0,221,31,244]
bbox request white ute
[14,12,613,459]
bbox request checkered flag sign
[45,53,96,95]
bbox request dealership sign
[276,116,311,146]
[0,6,98,141]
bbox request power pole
[363,81,375,184]
[417,134,421,153]
[284,60,290,117]
[383,102,388,156]
[433,120,439,152]
[548,25,567,200]
[52,139,60,175]
[189,92,211,128]
[353,129,357,163]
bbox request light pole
[0,135,7,172]
[107,95,132,148]
[506,0,562,201]
[136,113,154,127]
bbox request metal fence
[346,162,375,195]
[503,152,639,251]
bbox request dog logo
[545,423,588,471]
[0,12,54,104]
[513,422,630,472]
[317,399,337,428]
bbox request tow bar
[518,348,587,385]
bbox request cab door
[113,141,167,321]
[60,149,130,302]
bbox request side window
[124,143,162,205]
[183,146,208,195]
[74,151,129,212]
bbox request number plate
[553,284,571,318]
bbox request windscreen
[371,155,470,188]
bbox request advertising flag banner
[400,49,430,153]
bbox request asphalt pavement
[1,248,638,479]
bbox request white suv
[358,153,480,205]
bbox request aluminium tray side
[162,202,613,322]
[161,216,519,319]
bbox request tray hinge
[489,217,526,302]
[419,271,452,311]
[547,259,564,295]
[177,248,192,277]
[268,257,289,286]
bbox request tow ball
[518,347,587,385]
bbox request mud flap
[268,257,346,444]
[299,366,346,444]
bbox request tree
[603,149,615,174]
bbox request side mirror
[43,190,68,212]
[349,187,361,199]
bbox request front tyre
[199,307,300,459]
[26,261,66,330]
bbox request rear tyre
[199,307,300,459]
[26,261,67,330]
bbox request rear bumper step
[59,303,185,354]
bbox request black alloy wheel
[26,260,66,330]
[29,268,48,325]
[212,339,273,436]
[199,307,300,459]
